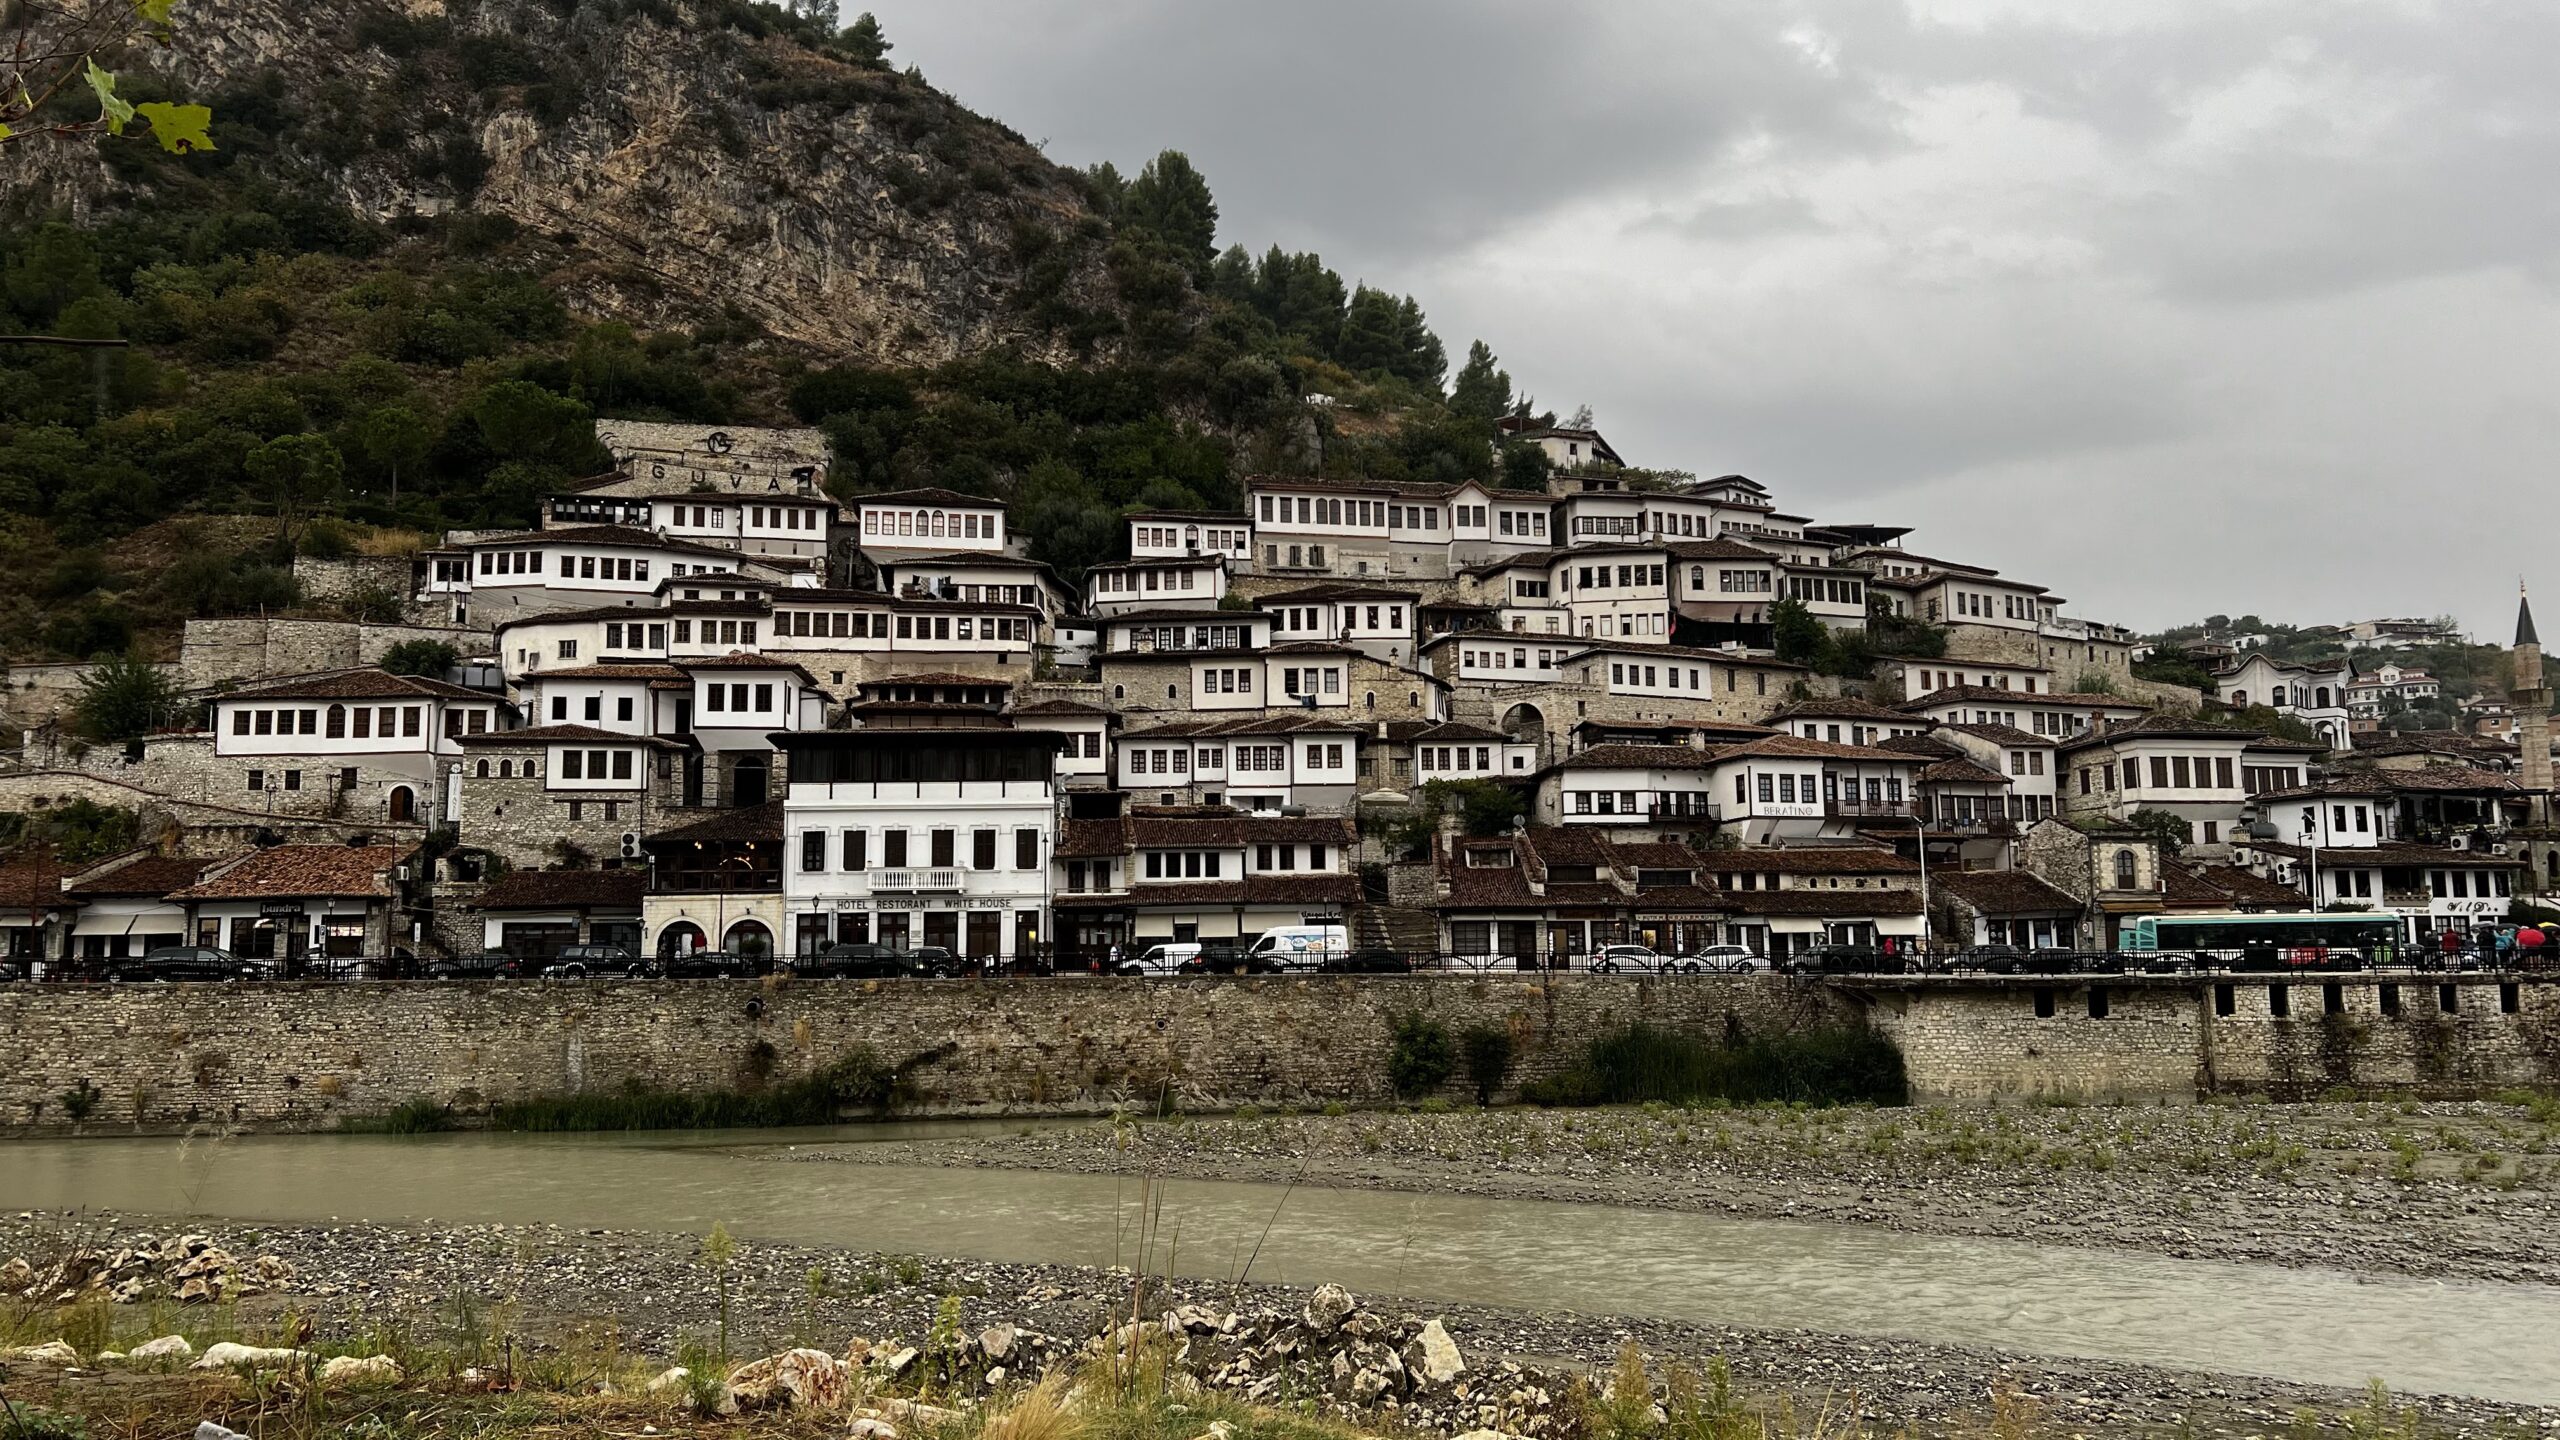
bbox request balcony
[1826,799,1921,820]
[872,869,963,894]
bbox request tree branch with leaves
[1,0,213,152]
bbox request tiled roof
[2176,863,2305,907]
[1244,473,1469,500]
[1919,757,2012,787]
[666,599,771,617]
[1904,685,2145,712]
[1939,722,2055,747]
[471,868,650,911]
[168,844,417,901]
[643,802,784,846]
[1554,743,1718,772]
[221,670,488,703]
[882,552,1052,570]
[66,853,231,897]
[1769,697,1915,723]
[1123,510,1250,523]
[494,605,664,631]
[851,487,1009,509]
[1118,715,1364,739]
[1009,698,1114,717]
[471,524,741,559]
[1696,847,1919,875]
[1560,638,1805,670]
[1711,734,1921,764]
[1878,734,1966,759]
[1931,869,2081,914]
[525,664,688,681]
[1056,811,1355,856]
[1099,607,1264,626]
[681,654,820,684]
[1055,875,1359,909]
[0,856,72,909]
[1253,584,1423,604]
[859,673,1014,690]
[1379,720,1511,743]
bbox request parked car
[1180,943,1286,975]
[797,943,912,979]
[546,944,646,978]
[1779,945,1907,976]
[1680,945,1768,974]
[1246,924,1349,970]
[1319,947,1413,974]
[1587,944,1667,974]
[1954,944,2032,974]
[1119,942,1200,977]
[908,946,958,978]
[108,946,274,982]
[659,949,765,979]
[426,950,526,980]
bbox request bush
[379,639,459,677]
[492,1046,927,1130]
[1387,1012,1453,1099]
[1459,1024,1515,1106]
[1521,1023,1906,1108]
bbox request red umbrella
[2519,927,2547,949]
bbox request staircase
[1352,902,1441,958]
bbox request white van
[1120,942,1200,977]
[1246,924,1348,971]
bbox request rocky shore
[1,1209,2551,1440]
[790,1098,2560,1284]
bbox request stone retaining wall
[0,975,1848,1134]
[10,974,2558,1136]
[1848,974,2560,1101]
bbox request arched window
[2113,850,2137,888]
[475,760,489,778]
[326,705,346,739]
[2231,690,2248,706]
[931,511,946,537]
[1112,685,1125,699]
[388,786,415,823]
[2315,687,2332,708]
[658,921,707,957]
[725,919,773,959]
[500,759,515,778]
[1183,525,1199,551]
[1690,566,1704,589]
[1364,692,1376,711]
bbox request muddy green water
[4,1126,2557,1405]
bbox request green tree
[70,649,184,740]
[1118,150,1218,278]
[1448,340,1512,422]
[838,11,891,66]
[243,432,345,550]
[1772,597,1826,667]
[352,404,432,501]
[2125,807,2191,859]
[378,639,458,677]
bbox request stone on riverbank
[318,1354,403,1385]
[1405,1320,1465,1388]
[1,1341,79,1366]
[1303,1283,1356,1333]
[727,1348,853,1410]
[192,1342,308,1371]
[129,1336,194,1362]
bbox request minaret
[2514,583,2550,826]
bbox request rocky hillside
[15,0,1123,368]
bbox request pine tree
[1449,340,1511,421]
[1394,296,1447,391]
[839,12,891,65]
[1335,286,1407,378]
[1119,150,1219,278]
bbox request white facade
[778,731,1060,963]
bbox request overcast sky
[867,0,2560,641]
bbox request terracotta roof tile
[168,844,417,901]
[223,670,488,703]
[1931,869,2081,914]
[1696,848,1919,875]
[472,869,650,911]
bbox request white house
[853,488,1012,560]
[1053,807,1358,965]
[209,669,511,825]
[2217,653,2354,749]
[775,726,1065,964]
[1112,716,1366,813]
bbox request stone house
[640,802,783,961]
[468,867,647,959]
[206,669,514,829]
[165,842,422,965]
[1051,807,1357,966]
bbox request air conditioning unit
[620,832,643,859]
[2449,833,2470,851]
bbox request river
[5,1125,2556,1405]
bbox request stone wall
[180,619,490,691]
[10,972,2555,1135]
[1850,974,2560,1102]
[289,556,413,608]
[0,770,408,853]
[0,975,1849,1134]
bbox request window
[883,830,908,867]
[972,829,997,870]
[802,832,827,872]
[247,769,264,791]
[2113,850,2136,888]
[930,829,956,867]
[844,830,867,871]
[1015,828,1038,870]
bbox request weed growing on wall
[1523,1024,1907,1108]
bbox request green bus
[2118,912,2405,970]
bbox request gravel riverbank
[787,1099,2560,1284]
[2,1209,2551,1440]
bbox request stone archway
[657,921,706,957]
[387,786,416,824]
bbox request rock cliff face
[19,0,1121,368]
